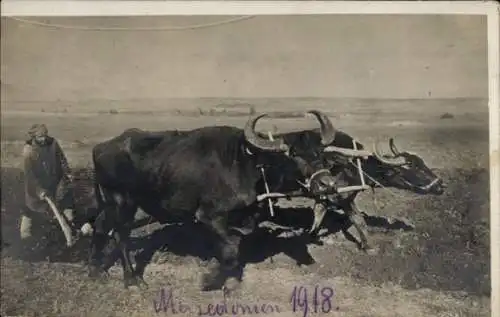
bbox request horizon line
[0,96,488,103]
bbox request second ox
[87,112,339,292]
[264,111,445,253]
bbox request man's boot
[19,214,42,260]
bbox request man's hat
[28,124,48,138]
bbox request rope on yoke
[352,140,366,187]
[259,166,275,217]
[345,157,412,216]
[345,160,385,214]
[347,160,407,199]
[261,131,277,217]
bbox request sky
[0,14,488,101]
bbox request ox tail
[78,151,105,237]
[91,148,107,207]
[94,180,106,206]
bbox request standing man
[20,123,75,250]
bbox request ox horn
[244,114,289,152]
[306,110,336,145]
[389,138,402,156]
[373,139,406,166]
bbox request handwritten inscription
[290,285,337,317]
[153,285,337,316]
[153,288,281,316]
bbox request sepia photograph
[1,2,498,317]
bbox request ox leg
[88,196,144,288]
[309,201,329,236]
[111,226,146,289]
[108,196,145,289]
[199,213,242,292]
[88,209,113,279]
[343,200,378,255]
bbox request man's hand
[39,191,47,200]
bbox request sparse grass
[0,98,491,317]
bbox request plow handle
[42,195,74,247]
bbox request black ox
[88,111,338,291]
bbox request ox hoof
[222,277,241,296]
[124,275,148,290]
[88,265,109,281]
[201,271,226,292]
[308,229,319,238]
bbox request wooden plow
[42,195,75,247]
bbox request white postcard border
[1,1,498,316]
